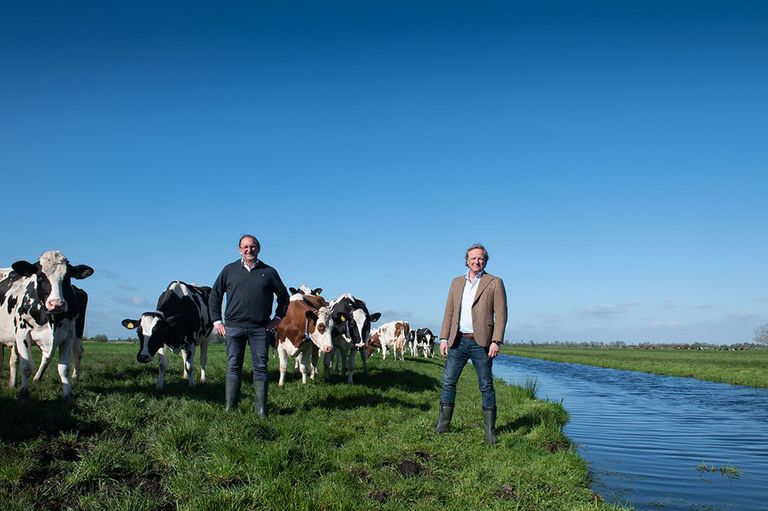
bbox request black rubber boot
[254,380,268,418]
[225,378,240,411]
[435,402,454,433]
[483,406,497,444]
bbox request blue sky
[2,1,766,343]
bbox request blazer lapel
[473,275,493,304]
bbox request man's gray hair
[465,243,489,263]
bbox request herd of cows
[0,250,437,401]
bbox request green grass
[0,342,628,511]
[502,345,768,387]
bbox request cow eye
[317,324,325,333]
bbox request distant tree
[754,323,768,345]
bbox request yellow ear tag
[127,322,135,328]
[340,317,346,322]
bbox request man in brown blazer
[435,243,507,444]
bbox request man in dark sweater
[210,234,289,416]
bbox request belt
[460,332,475,339]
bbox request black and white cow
[0,251,94,400]
[2,285,89,388]
[122,281,213,390]
[413,327,436,358]
[324,293,381,384]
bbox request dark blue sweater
[209,260,289,328]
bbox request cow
[324,293,381,384]
[413,327,436,358]
[370,320,410,362]
[3,285,88,388]
[0,251,94,400]
[273,290,334,388]
[122,281,212,390]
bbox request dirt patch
[396,460,423,478]
[495,483,518,500]
[349,466,372,483]
[369,489,389,503]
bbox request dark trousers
[440,335,496,408]
[225,326,269,382]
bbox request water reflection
[495,355,768,511]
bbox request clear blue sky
[2,1,766,343]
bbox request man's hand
[266,317,282,332]
[440,342,449,357]
[214,323,226,337]
[488,342,500,359]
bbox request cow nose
[46,299,66,312]
[322,346,332,353]
[137,354,151,363]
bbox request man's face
[466,248,487,274]
[239,238,260,264]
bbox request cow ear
[312,288,323,295]
[11,260,37,277]
[122,319,139,330]
[305,309,318,321]
[289,287,299,295]
[369,312,382,323]
[71,265,94,279]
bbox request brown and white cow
[273,291,334,388]
[371,320,410,362]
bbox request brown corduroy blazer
[439,272,507,348]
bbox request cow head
[11,250,94,319]
[306,306,334,353]
[366,330,382,357]
[122,312,180,363]
[330,294,381,349]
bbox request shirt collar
[465,269,485,282]
[242,258,260,271]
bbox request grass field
[0,342,628,511]
[502,345,768,388]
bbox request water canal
[494,355,768,511]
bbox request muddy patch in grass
[496,483,518,500]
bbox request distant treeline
[509,340,765,351]
[85,334,226,344]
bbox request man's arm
[491,278,508,344]
[209,268,226,336]
[439,278,458,356]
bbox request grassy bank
[502,345,768,388]
[0,342,628,511]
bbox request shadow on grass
[0,396,105,443]
[496,411,551,435]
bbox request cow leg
[198,337,209,384]
[347,348,356,384]
[72,336,83,378]
[323,351,333,381]
[277,344,288,389]
[183,344,196,387]
[309,345,319,380]
[298,346,311,385]
[33,349,54,381]
[15,333,34,400]
[56,333,76,400]
[382,344,388,361]
[7,345,18,388]
[359,347,369,376]
[156,347,168,390]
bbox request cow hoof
[17,389,30,401]
[277,383,285,389]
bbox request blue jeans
[440,335,496,409]
[225,326,269,382]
